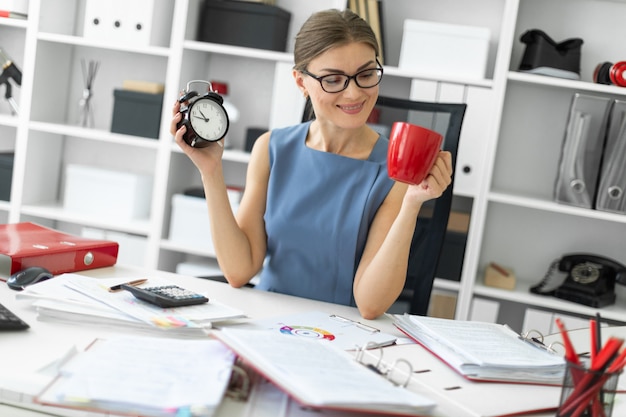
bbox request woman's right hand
[170,99,225,177]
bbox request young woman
[171,9,452,319]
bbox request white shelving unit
[2,0,625,326]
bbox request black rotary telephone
[530,253,626,308]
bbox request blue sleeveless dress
[255,121,395,306]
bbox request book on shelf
[35,335,236,417]
[348,0,386,65]
[235,310,397,350]
[390,314,566,385]
[16,273,246,336]
[214,327,437,416]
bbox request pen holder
[557,360,622,417]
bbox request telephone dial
[530,253,626,308]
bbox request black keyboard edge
[0,301,30,331]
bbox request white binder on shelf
[596,99,626,214]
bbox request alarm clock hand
[199,109,210,123]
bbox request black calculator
[121,284,209,308]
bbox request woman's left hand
[404,151,453,204]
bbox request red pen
[556,318,581,365]
[559,337,624,416]
[590,318,598,366]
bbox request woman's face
[297,42,380,130]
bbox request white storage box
[82,227,147,267]
[169,193,240,250]
[82,0,174,47]
[399,19,490,80]
[0,0,28,14]
[63,164,153,220]
[169,194,214,251]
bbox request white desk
[0,266,606,417]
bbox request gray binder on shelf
[596,99,626,214]
[554,94,612,209]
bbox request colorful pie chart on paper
[279,325,336,341]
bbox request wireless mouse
[7,266,53,291]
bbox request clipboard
[236,310,397,350]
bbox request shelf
[473,281,626,324]
[183,40,293,63]
[29,121,161,149]
[433,278,461,293]
[488,191,626,224]
[0,16,28,28]
[507,71,626,97]
[384,66,493,89]
[37,32,171,56]
[19,202,151,235]
[0,114,19,128]
[170,144,251,164]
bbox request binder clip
[518,29,583,80]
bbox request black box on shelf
[0,152,15,201]
[196,0,291,52]
[111,89,164,139]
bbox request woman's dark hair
[293,9,379,72]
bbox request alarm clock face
[188,98,229,142]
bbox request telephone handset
[530,253,626,308]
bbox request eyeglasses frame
[301,58,384,93]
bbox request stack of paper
[391,314,566,385]
[36,336,235,417]
[17,273,245,336]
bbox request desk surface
[0,266,614,417]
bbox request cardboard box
[111,89,163,139]
[0,222,118,279]
[484,262,516,290]
[196,0,291,52]
[0,152,14,201]
[399,19,490,80]
[63,164,153,221]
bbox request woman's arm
[171,103,270,287]
[353,151,453,319]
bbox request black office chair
[304,96,467,315]
[375,96,466,316]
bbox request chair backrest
[302,95,466,315]
[374,96,466,315]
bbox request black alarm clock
[177,80,229,148]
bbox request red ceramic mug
[387,121,443,185]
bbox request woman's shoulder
[269,122,311,150]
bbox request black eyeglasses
[301,60,384,93]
